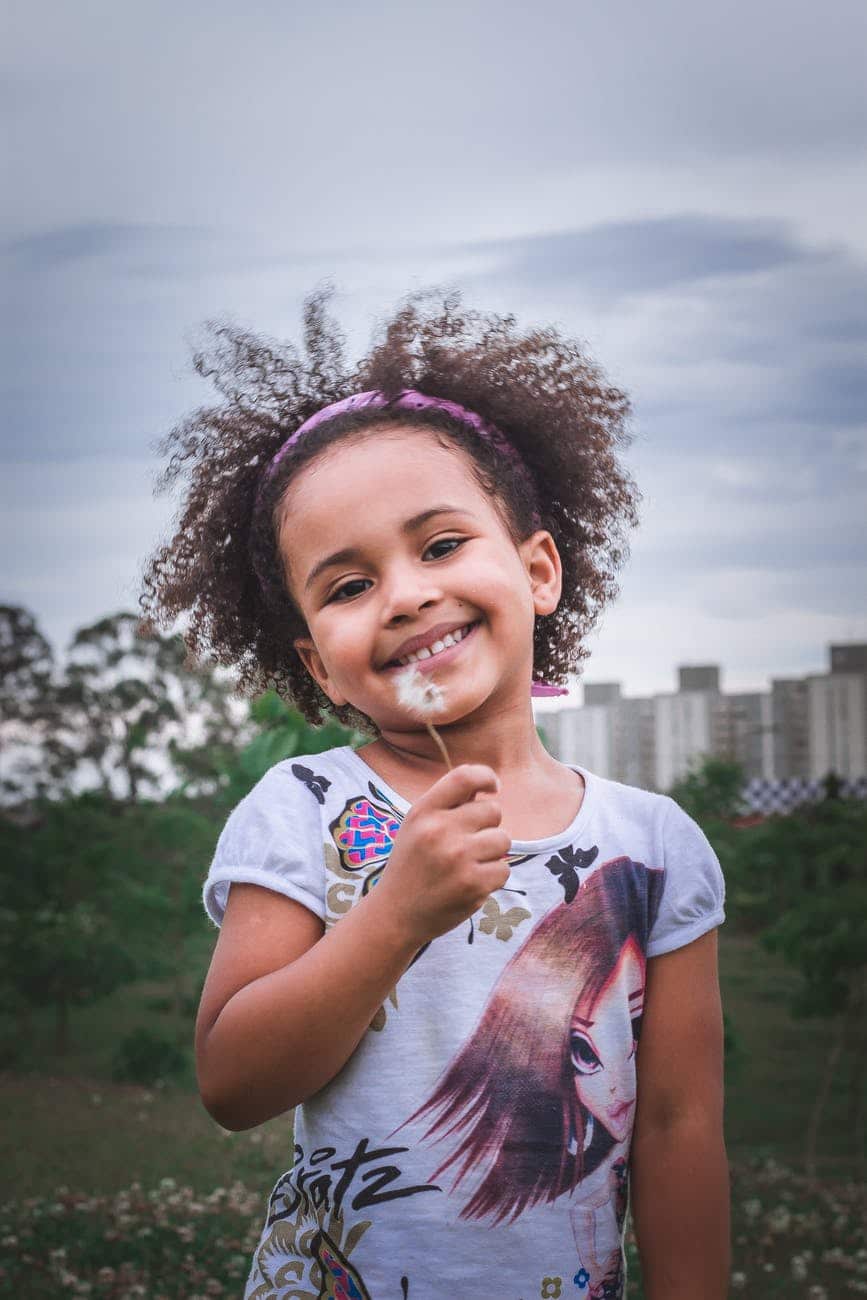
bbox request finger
[452,798,503,833]
[478,862,512,895]
[472,828,512,863]
[426,764,499,810]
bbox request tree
[113,797,220,1017]
[219,689,358,807]
[56,612,248,800]
[0,796,138,1052]
[0,605,63,802]
[759,799,867,1181]
[668,756,746,824]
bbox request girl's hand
[372,764,510,947]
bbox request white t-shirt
[203,745,725,1300]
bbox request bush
[0,1016,21,1068]
[111,1027,187,1085]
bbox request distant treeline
[0,604,864,1176]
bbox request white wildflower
[767,1205,792,1234]
[395,665,451,767]
[791,1255,808,1280]
[396,665,447,717]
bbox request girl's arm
[629,928,730,1300]
[195,879,416,1129]
[195,764,510,1131]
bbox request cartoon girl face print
[569,935,645,1145]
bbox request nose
[381,558,443,625]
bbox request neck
[366,695,554,787]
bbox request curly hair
[140,288,639,729]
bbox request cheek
[466,556,533,613]
[574,1072,607,1121]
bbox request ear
[519,530,562,617]
[294,637,349,708]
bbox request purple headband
[261,389,533,493]
[258,388,567,698]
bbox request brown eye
[424,537,464,560]
[329,579,371,603]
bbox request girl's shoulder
[576,765,677,833]
[203,746,362,928]
[576,768,726,956]
[239,744,366,809]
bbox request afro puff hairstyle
[140,288,640,730]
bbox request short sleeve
[647,797,726,958]
[202,763,326,927]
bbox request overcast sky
[3,0,866,704]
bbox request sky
[3,0,866,706]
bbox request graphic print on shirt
[246,1195,372,1299]
[291,762,332,806]
[403,856,665,1300]
[325,781,533,1029]
[247,1137,436,1300]
[545,843,600,903]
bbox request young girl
[141,291,729,1300]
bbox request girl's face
[569,937,645,1144]
[278,426,560,732]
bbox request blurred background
[1,1,865,1296]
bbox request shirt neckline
[333,746,595,854]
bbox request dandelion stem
[425,721,452,770]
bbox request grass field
[2,932,865,1297]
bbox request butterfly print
[477,897,532,941]
[545,843,599,903]
[291,763,332,805]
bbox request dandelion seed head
[396,665,447,717]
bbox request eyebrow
[573,984,645,1030]
[303,505,475,592]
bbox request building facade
[536,642,867,791]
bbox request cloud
[2,0,864,691]
[463,216,808,301]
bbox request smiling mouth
[384,621,480,670]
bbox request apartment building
[536,642,867,788]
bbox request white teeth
[394,623,473,667]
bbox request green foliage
[668,755,745,824]
[0,797,139,1047]
[0,604,64,801]
[111,1027,188,1085]
[722,1010,743,1080]
[220,690,359,805]
[0,899,136,1009]
[0,1015,21,1068]
[762,881,867,1018]
[103,798,219,985]
[57,611,250,800]
[0,791,221,1051]
[688,788,867,1022]
[717,797,867,935]
[683,767,867,1173]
